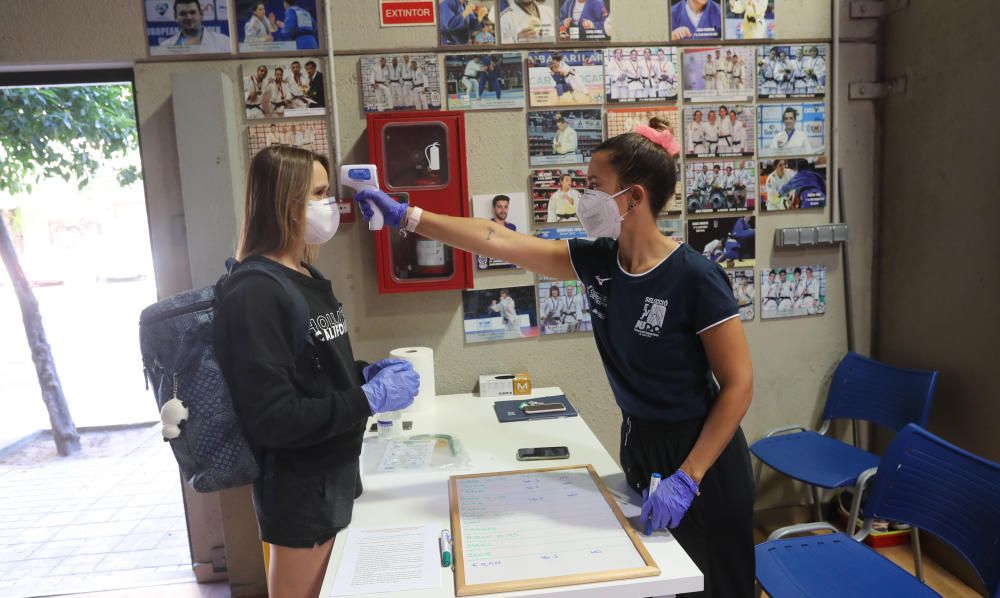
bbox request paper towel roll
[390,346,436,411]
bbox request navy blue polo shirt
[568,239,739,422]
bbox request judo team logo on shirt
[634,297,668,338]
[310,307,347,342]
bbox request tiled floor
[0,425,194,597]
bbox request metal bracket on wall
[849,0,909,19]
[849,77,907,100]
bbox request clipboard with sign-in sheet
[449,464,659,596]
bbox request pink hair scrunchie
[634,124,681,157]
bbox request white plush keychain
[160,373,189,440]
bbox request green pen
[439,529,453,567]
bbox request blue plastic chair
[750,352,938,532]
[756,423,1000,598]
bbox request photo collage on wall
[325,3,828,338]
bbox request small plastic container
[377,410,402,439]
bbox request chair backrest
[822,352,938,431]
[865,424,1000,598]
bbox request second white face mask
[577,187,632,239]
[304,197,340,244]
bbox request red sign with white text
[380,1,435,27]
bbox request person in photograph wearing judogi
[687,109,706,155]
[607,48,629,100]
[800,46,825,94]
[246,64,269,116]
[671,0,722,40]
[546,173,581,222]
[655,49,678,98]
[264,67,291,117]
[500,0,555,43]
[370,57,394,111]
[728,0,769,38]
[728,111,747,154]
[439,0,487,45]
[702,53,716,92]
[552,116,578,155]
[540,285,567,333]
[762,269,780,313]
[770,107,816,155]
[409,61,430,110]
[703,110,720,155]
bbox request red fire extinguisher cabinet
[366,111,473,294]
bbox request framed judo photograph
[445,53,524,111]
[235,0,320,53]
[241,58,326,119]
[527,109,603,167]
[682,47,755,103]
[607,106,682,207]
[247,120,329,159]
[759,158,827,211]
[360,54,442,113]
[527,50,604,107]
[760,265,826,319]
[557,0,612,41]
[729,269,755,321]
[683,104,754,159]
[688,215,755,268]
[604,47,678,103]
[757,102,825,158]
[657,218,685,243]
[724,0,775,40]
[438,0,498,47]
[146,0,233,56]
[471,192,528,269]
[461,286,539,343]
[499,0,556,45]
[537,280,592,335]
[530,169,588,223]
[757,45,827,99]
[669,0,722,41]
[685,160,756,214]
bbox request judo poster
[730,269,755,321]
[531,169,588,223]
[683,104,754,158]
[538,281,592,335]
[471,192,528,270]
[445,53,524,110]
[685,160,756,214]
[657,218,685,243]
[760,265,826,319]
[360,54,442,113]
[757,45,827,99]
[146,0,232,56]
[725,0,775,40]
[607,106,679,138]
[682,47,755,103]
[604,47,678,103]
[527,51,604,107]
[527,110,603,166]
[462,286,539,343]
[499,0,556,45]
[759,158,827,211]
[757,102,825,158]
[669,0,721,41]
[688,215,755,268]
[235,0,320,53]
[438,0,498,46]
[241,58,326,119]
[247,120,329,159]
[558,0,612,41]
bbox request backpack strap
[222,259,316,355]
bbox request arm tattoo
[486,227,495,241]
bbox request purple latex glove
[354,188,408,229]
[361,363,420,414]
[363,358,411,383]
[640,470,700,531]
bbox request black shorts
[620,414,756,598]
[251,463,363,548]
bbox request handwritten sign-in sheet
[455,467,648,587]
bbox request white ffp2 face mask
[304,197,340,244]
[577,187,633,240]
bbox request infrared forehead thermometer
[339,164,383,231]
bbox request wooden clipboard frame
[449,464,659,597]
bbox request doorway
[0,70,194,596]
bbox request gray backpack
[139,259,312,492]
